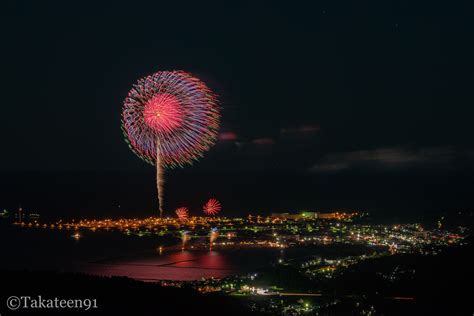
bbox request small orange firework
[175,207,189,222]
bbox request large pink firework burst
[203,198,222,216]
[122,71,220,217]
[122,71,220,168]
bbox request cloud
[281,125,320,134]
[251,138,275,145]
[218,131,238,141]
[233,137,276,152]
[309,146,461,173]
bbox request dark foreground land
[322,239,474,315]
[0,270,251,316]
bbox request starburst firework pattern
[203,198,222,216]
[175,207,189,222]
[122,70,220,169]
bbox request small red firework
[175,207,189,222]
[203,199,221,216]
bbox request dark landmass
[319,238,474,315]
[0,270,253,316]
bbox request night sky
[2,1,474,219]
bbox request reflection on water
[0,224,373,282]
[85,248,284,281]
[85,250,241,281]
[0,225,280,281]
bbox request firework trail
[122,71,220,217]
[156,138,165,214]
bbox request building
[270,211,354,220]
[14,207,26,222]
[28,213,41,220]
[0,209,9,218]
[271,212,319,220]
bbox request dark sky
[2,1,474,218]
